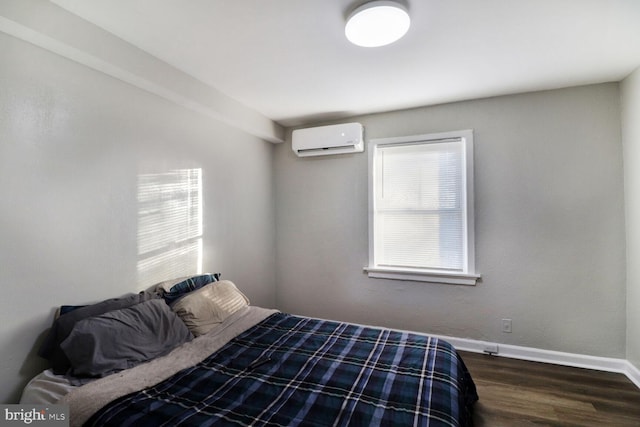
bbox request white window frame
[364,130,480,285]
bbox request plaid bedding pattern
[86,313,477,427]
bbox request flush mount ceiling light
[345,1,411,47]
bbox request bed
[22,275,478,426]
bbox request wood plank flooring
[458,351,640,426]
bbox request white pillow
[171,280,249,336]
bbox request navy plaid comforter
[86,313,477,427]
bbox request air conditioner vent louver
[292,123,364,157]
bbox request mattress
[56,307,477,426]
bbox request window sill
[363,266,480,286]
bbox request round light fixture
[345,1,411,48]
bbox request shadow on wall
[7,316,53,403]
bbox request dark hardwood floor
[458,351,640,426]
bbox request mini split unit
[292,123,364,157]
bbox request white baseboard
[625,360,640,389]
[433,334,640,389]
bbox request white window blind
[137,168,203,288]
[367,130,479,285]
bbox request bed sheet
[19,369,78,404]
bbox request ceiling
[51,0,640,128]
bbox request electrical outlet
[502,318,512,333]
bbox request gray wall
[0,33,276,403]
[275,84,626,359]
[0,19,632,404]
[622,67,640,370]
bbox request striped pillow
[171,280,249,336]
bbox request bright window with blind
[365,130,479,285]
[137,168,203,289]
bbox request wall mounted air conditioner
[292,122,364,157]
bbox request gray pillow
[39,291,156,374]
[60,299,193,377]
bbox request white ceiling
[51,0,640,128]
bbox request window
[365,130,479,285]
[137,168,203,289]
